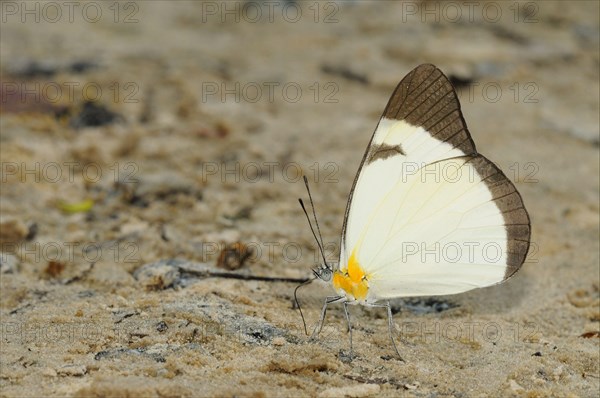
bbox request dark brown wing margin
[466,155,531,279]
[383,63,476,155]
[340,64,478,256]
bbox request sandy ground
[1,1,599,397]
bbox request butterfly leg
[369,302,404,361]
[342,301,353,355]
[310,296,343,340]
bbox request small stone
[531,375,546,385]
[42,367,57,377]
[58,365,87,377]
[133,260,181,290]
[509,379,524,392]
[129,171,200,205]
[0,217,29,244]
[272,337,286,346]
[120,220,150,235]
[318,384,380,398]
[404,382,419,390]
[157,368,169,378]
[216,242,253,270]
[156,321,168,333]
[70,101,121,128]
[553,366,564,380]
[0,252,19,274]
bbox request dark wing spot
[368,143,405,164]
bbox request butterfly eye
[313,267,332,282]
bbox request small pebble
[42,368,57,377]
[130,171,200,204]
[0,217,29,244]
[58,365,87,377]
[0,252,19,274]
[553,366,563,380]
[70,101,121,128]
[404,382,419,390]
[509,379,524,392]
[156,321,168,333]
[216,242,253,270]
[318,384,380,398]
[134,261,180,290]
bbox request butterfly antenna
[302,176,329,269]
[294,278,315,335]
[299,198,328,266]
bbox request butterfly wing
[338,64,530,300]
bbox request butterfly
[297,64,531,360]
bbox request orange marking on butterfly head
[332,250,369,301]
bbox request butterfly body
[332,251,370,303]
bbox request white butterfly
[298,64,531,360]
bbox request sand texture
[1,1,599,397]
